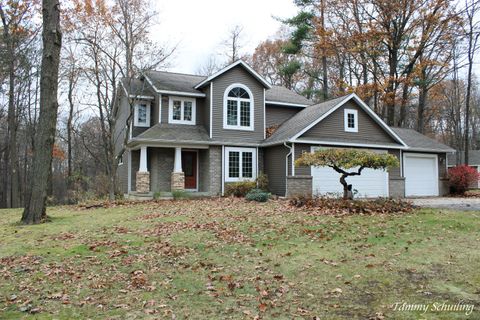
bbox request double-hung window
[169,97,196,125]
[225,147,257,182]
[344,109,358,132]
[223,84,254,131]
[134,102,151,127]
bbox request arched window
[223,84,254,130]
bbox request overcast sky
[153,0,298,74]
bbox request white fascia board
[292,139,406,150]
[194,60,272,89]
[129,94,155,100]
[265,100,309,108]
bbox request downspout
[284,142,293,196]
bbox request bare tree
[463,0,480,164]
[22,0,62,224]
[222,25,245,64]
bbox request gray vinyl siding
[294,143,312,176]
[204,85,211,136]
[114,95,130,152]
[130,150,140,191]
[114,94,131,193]
[211,66,265,143]
[159,95,205,126]
[117,156,128,194]
[301,101,397,144]
[263,145,289,196]
[266,105,302,128]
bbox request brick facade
[286,175,312,198]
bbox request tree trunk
[417,77,428,134]
[398,83,409,127]
[22,0,62,224]
[320,0,328,100]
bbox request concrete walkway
[411,197,480,211]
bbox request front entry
[182,151,197,190]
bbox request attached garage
[311,147,389,198]
[404,153,439,196]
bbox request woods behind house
[0,0,479,208]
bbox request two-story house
[114,60,454,198]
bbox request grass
[0,198,479,319]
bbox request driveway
[411,197,480,211]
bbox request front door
[182,151,197,190]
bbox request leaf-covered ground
[0,198,479,319]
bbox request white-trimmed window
[225,147,257,182]
[223,84,254,131]
[344,109,358,132]
[134,102,151,127]
[168,96,196,125]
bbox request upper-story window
[169,96,196,125]
[134,102,151,127]
[223,84,254,131]
[344,108,358,132]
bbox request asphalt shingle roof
[121,78,155,97]
[263,95,351,145]
[391,128,455,152]
[265,86,312,105]
[141,71,311,105]
[447,150,480,165]
[133,123,210,143]
[144,71,205,94]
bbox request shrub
[225,181,256,197]
[245,189,271,202]
[256,172,269,191]
[448,165,480,194]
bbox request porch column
[171,147,185,191]
[136,146,150,193]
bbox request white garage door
[311,147,389,198]
[404,153,438,196]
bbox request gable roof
[391,128,455,153]
[266,86,312,106]
[263,93,407,147]
[139,68,310,105]
[194,60,271,89]
[120,78,155,98]
[447,150,480,165]
[143,71,206,97]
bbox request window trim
[168,96,196,125]
[223,83,254,131]
[344,108,358,132]
[225,147,257,182]
[134,101,151,127]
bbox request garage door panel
[404,154,438,196]
[312,166,388,198]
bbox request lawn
[0,198,479,319]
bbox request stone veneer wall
[389,177,405,198]
[136,172,150,193]
[286,175,312,198]
[209,146,222,195]
[171,172,185,191]
[439,178,449,196]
